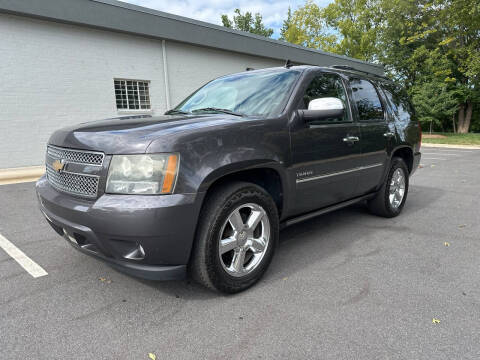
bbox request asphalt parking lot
[1,146,479,360]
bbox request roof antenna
[246,67,255,71]
[284,59,293,68]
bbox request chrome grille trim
[45,145,104,198]
[46,166,99,198]
[47,145,104,166]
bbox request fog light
[123,244,145,261]
[63,229,78,244]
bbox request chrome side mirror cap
[298,97,345,124]
[308,97,344,111]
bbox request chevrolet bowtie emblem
[52,159,65,173]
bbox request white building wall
[0,14,167,168]
[0,14,284,168]
[164,42,284,107]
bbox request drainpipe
[162,40,171,110]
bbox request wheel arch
[391,146,414,174]
[198,161,287,218]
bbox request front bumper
[36,176,203,280]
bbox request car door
[347,77,391,195]
[289,71,362,215]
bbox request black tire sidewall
[204,184,279,292]
[383,158,409,216]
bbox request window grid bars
[115,79,151,111]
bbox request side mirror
[298,97,345,123]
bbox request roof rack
[330,65,389,80]
[330,65,356,71]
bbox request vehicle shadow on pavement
[112,185,444,298]
[258,184,445,286]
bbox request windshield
[171,69,301,118]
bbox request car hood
[48,114,251,154]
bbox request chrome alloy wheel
[218,203,270,277]
[389,168,406,209]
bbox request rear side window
[349,78,384,121]
[380,83,414,124]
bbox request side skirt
[280,193,376,229]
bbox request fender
[379,145,414,185]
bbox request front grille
[46,167,99,198]
[47,145,104,166]
[46,145,104,198]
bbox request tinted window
[380,83,414,124]
[301,73,350,123]
[349,79,384,121]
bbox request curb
[0,166,45,186]
[422,143,480,150]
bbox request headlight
[106,154,179,195]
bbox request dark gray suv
[36,65,421,293]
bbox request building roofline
[0,0,384,75]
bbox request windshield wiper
[191,107,244,117]
[165,109,191,115]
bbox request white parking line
[0,233,48,278]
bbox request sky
[118,0,333,39]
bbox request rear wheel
[368,157,409,218]
[190,182,279,293]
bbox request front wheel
[367,157,409,218]
[190,182,279,293]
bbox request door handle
[343,136,360,143]
[384,132,395,138]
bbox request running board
[281,193,376,228]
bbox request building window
[114,79,151,111]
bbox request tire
[367,157,409,218]
[189,182,279,293]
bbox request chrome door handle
[343,136,360,143]
[384,132,395,138]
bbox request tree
[280,0,379,61]
[221,9,274,38]
[279,7,292,41]
[379,0,480,133]
[280,0,480,133]
[411,80,459,133]
[437,0,480,133]
[278,1,337,51]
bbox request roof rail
[330,65,356,71]
[330,65,389,80]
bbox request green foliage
[411,80,458,131]
[280,0,379,61]
[280,0,480,132]
[278,1,336,49]
[221,9,274,38]
[279,7,292,41]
